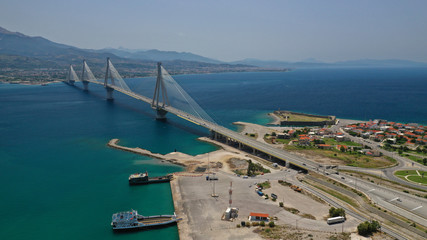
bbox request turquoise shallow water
[0,83,216,240]
[1,67,427,239]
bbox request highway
[329,172,427,225]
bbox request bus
[327,216,345,224]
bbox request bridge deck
[83,80,314,171]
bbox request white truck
[327,216,345,224]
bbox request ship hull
[112,219,180,231]
[129,176,171,185]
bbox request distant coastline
[0,80,61,86]
[0,69,290,85]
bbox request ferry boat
[111,210,181,231]
[128,171,172,185]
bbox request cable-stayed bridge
[65,58,318,171]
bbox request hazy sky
[1,0,427,62]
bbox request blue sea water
[0,67,426,240]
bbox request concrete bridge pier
[285,161,290,168]
[82,81,89,91]
[252,148,257,155]
[106,86,114,101]
[155,108,168,120]
[238,142,242,149]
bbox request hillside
[0,26,262,83]
[96,48,222,64]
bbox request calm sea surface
[1,67,426,239]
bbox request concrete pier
[106,86,114,100]
[82,81,89,91]
[156,108,168,120]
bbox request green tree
[340,146,346,152]
[247,160,255,176]
[268,221,275,227]
[369,220,380,232]
[329,207,346,218]
[423,158,427,166]
[357,221,370,236]
[357,221,380,236]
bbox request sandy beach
[107,137,274,175]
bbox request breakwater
[273,110,336,126]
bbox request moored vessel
[111,209,181,231]
[128,171,172,185]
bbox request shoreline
[0,80,61,86]
[267,112,281,125]
[107,137,269,174]
[170,176,190,240]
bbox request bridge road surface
[101,81,320,171]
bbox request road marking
[411,206,423,211]
[368,189,375,192]
[389,197,399,202]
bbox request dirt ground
[108,137,276,175]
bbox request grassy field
[282,146,396,168]
[395,170,427,185]
[407,176,427,184]
[275,139,291,144]
[323,138,361,147]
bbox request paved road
[337,127,427,191]
[328,172,427,225]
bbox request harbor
[109,131,363,239]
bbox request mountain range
[0,26,263,82]
[94,48,222,64]
[1,26,426,83]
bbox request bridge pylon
[66,64,78,86]
[152,62,170,120]
[81,59,89,91]
[104,57,114,101]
